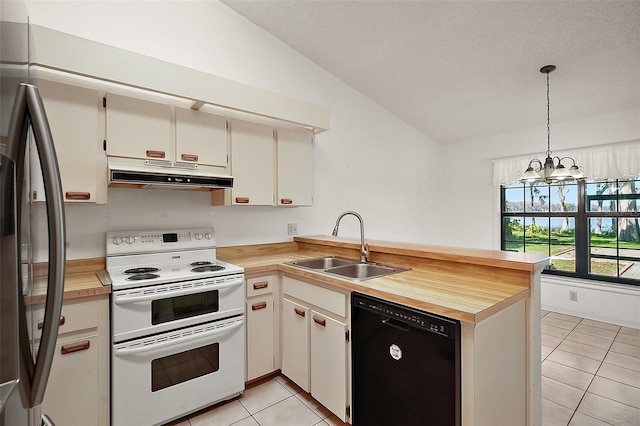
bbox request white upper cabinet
[229,120,275,206]
[35,79,106,203]
[105,94,171,161]
[175,108,228,167]
[276,128,314,206]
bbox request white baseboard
[541,275,640,329]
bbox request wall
[24,0,444,260]
[441,108,640,250]
[440,108,640,327]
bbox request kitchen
[1,1,639,426]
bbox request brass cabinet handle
[313,315,326,327]
[252,302,268,311]
[146,150,166,159]
[294,307,306,317]
[65,192,91,200]
[235,197,250,204]
[37,316,65,330]
[181,153,199,162]
[280,198,293,205]
[61,340,91,355]
[253,281,269,290]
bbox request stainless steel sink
[287,256,356,270]
[325,262,410,281]
[285,257,410,281]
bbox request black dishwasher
[351,293,461,426]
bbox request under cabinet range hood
[108,158,233,190]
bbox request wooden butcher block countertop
[28,257,110,305]
[218,235,549,325]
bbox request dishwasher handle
[382,317,409,332]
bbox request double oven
[106,228,245,426]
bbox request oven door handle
[113,318,244,357]
[113,279,243,305]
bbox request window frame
[501,179,640,286]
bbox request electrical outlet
[569,291,578,302]
[287,223,298,236]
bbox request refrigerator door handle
[6,83,66,408]
[41,414,56,426]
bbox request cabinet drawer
[246,275,274,298]
[282,276,346,318]
[30,298,99,340]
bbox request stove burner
[190,261,214,266]
[124,267,160,274]
[191,265,225,273]
[126,273,161,281]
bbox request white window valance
[492,140,640,185]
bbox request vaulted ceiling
[222,1,640,145]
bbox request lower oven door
[112,315,245,426]
[112,274,244,342]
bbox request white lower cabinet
[280,276,350,423]
[246,275,279,381]
[309,310,347,421]
[281,298,310,391]
[32,295,110,426]
[45,334,100,424]
[247,294,275,380]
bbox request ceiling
[221,1,640,145]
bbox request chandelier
[518,65,585,184]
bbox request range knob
[112,236,123,245]
[204,232,212,240]
[195,233,203,240]
[125,236,135,244]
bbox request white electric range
[106,228,245,426]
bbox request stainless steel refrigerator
[1,1,67,425]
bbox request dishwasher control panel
[352,293,459,338]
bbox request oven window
[151,343,219,392]
[151,290,219,325]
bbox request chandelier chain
[546,70,551,157]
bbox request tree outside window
[501,178,640,285]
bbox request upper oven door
[111,274,244,342]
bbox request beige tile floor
[168,374,348,426]
[541,310,640,426]
[168,310,639,426]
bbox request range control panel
[106,228,215,256]
[352,293,459,339]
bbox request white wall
[441,108,640,250]
[25,0,444,260]
[542,275,640,328]
[440,108,640,327]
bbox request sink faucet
[332,211,370,263]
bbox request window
[501,178,640,284]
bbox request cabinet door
[246,295,275,381]
[230,120,274,206]
[36,80,103,203]
[281,298,310,391]
[175,108,228,167]
[277,128,314,206]
[105,94,171,161]
[42,335,99,426]
[310,310,348,422]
